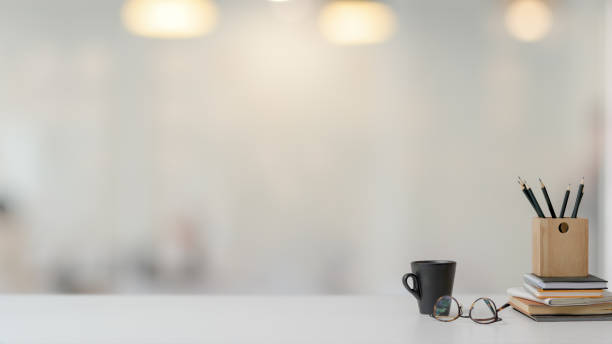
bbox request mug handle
[402,273,421,300]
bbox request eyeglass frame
[430,295,510,324]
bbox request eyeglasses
[431,296,510,324]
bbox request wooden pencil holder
[532,218,588,277]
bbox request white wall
[0,0,606,293]
[603,0,612,285]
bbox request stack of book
[507,274,612,321]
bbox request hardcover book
[509,296,612,315]
[513,308,612,322]
[524,273,607,290]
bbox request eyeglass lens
[470,298,498,324]
[433,296,460,321]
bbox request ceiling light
[505,0,552,42]
[121,0,218,39]
[318,0,396,45]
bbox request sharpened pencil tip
[539,178,545,188]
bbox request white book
[507,287,612,306]
[523,283,602,298]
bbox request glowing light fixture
[121,0,218,39]
[318,0,396,45]
[505,0,552,42]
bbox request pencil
[519,177,545,218]
[559,184,570,218]
[518,180,539,216]
[527,187,545,218]
[539,178,556,218]
[521,178,545,218]
[518,177,536,209]
[571,177,584,218]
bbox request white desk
[0,295,609,343]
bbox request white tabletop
[0,294,609,343]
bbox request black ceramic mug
[402,260,456,314]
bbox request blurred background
[0,0,608,293]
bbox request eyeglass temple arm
[497,303,510,312]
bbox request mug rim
[411,260,456,265]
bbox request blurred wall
[604,0,612,287]
[0,0,605,293]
